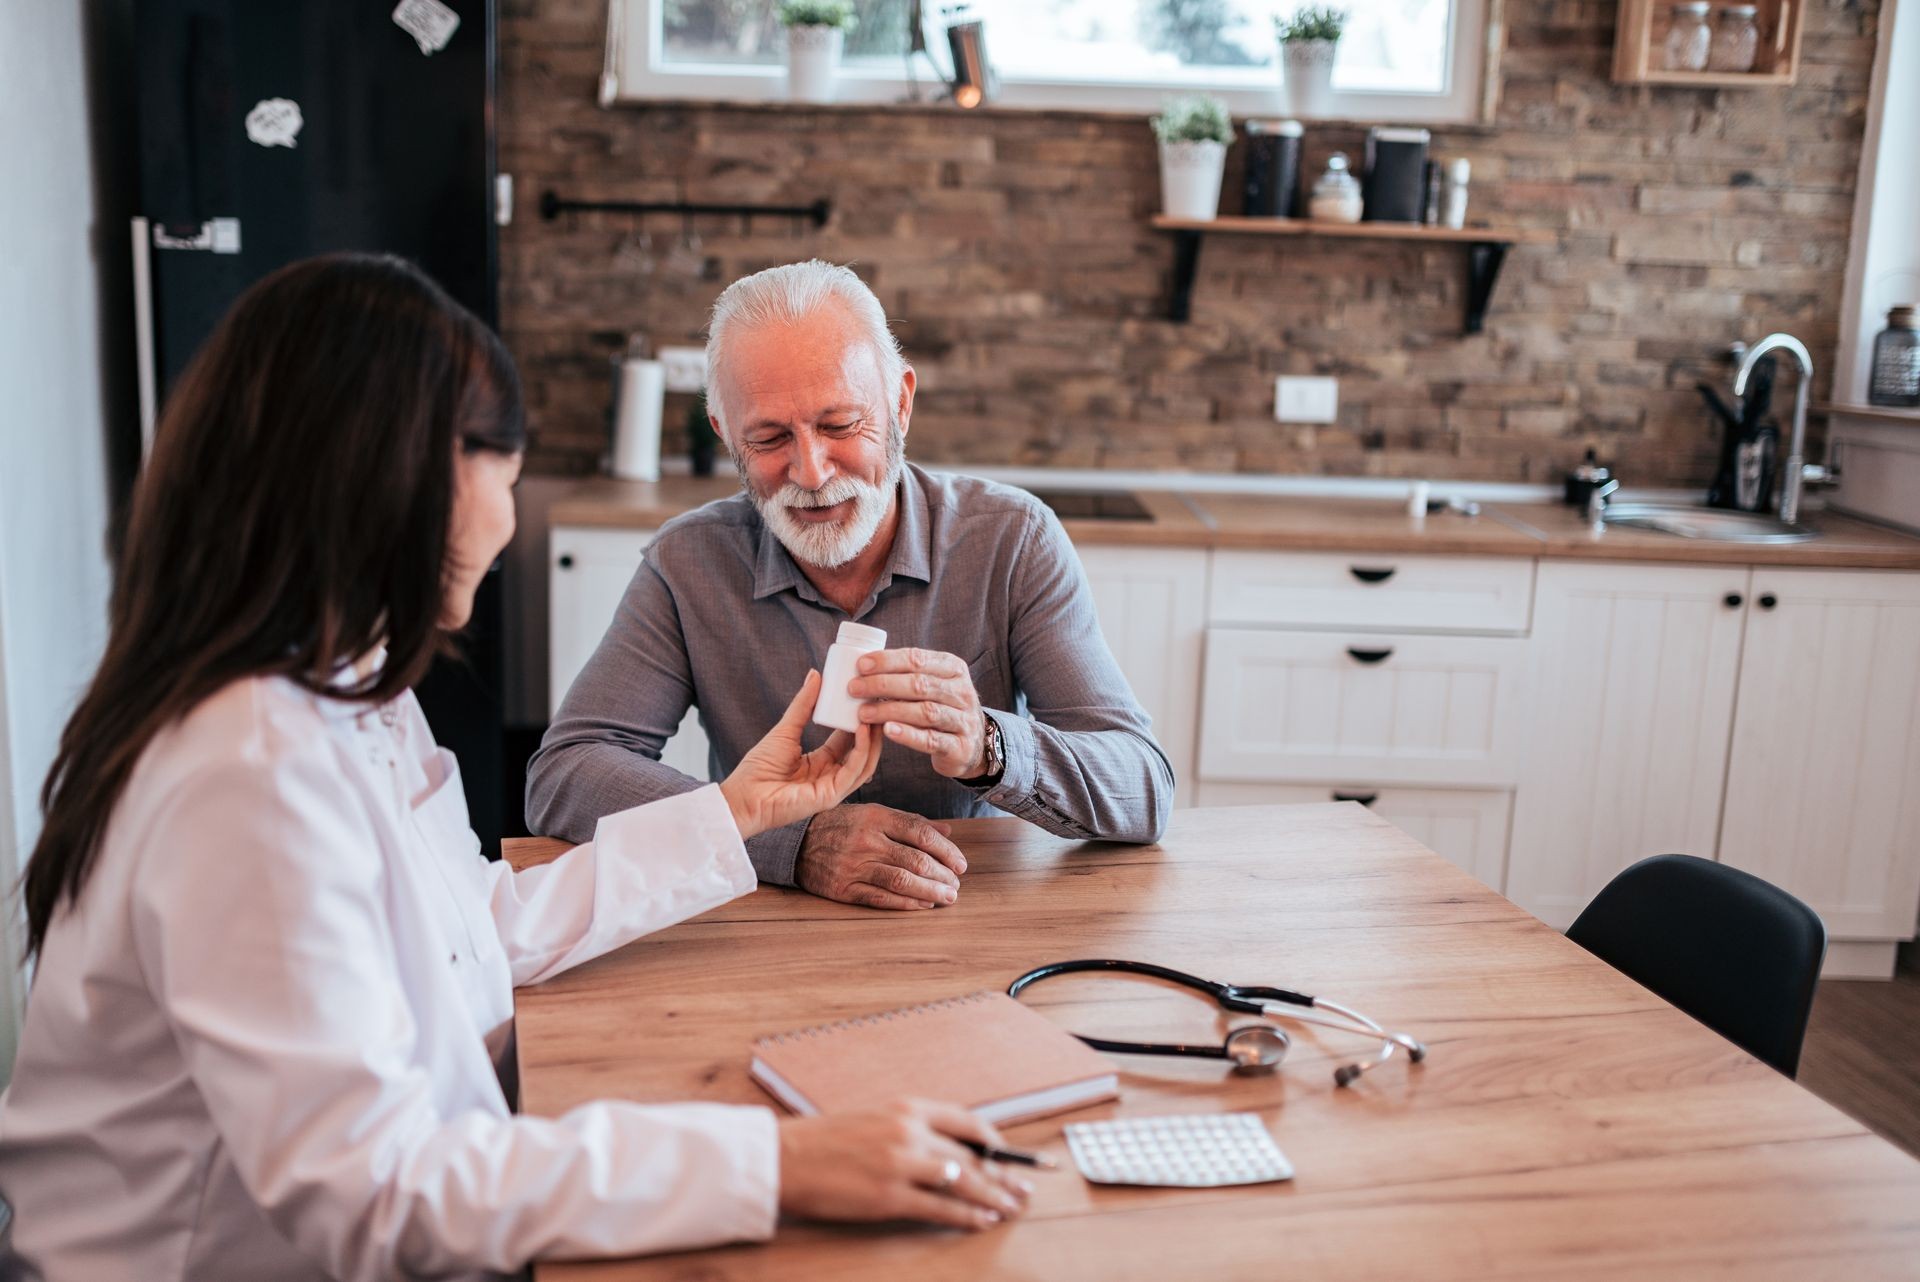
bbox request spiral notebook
[749,991,1119,1126]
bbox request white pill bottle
[813,621,887,732]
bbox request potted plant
[778,0,857,103]
[1274,5,1347,118]
[1151,95,1235,222]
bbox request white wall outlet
[1275,375,1339,424]
[659,346,708,394]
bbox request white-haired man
[527,261,1172,909]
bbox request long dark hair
[21,253,524,956]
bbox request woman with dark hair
[0,254,1028,1281]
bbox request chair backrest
[1566,854,1826,1077]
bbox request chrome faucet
[1732,332,1827,526]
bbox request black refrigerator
[132,0,509,855]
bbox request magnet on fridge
[244,98,303,148]
[392,0,461,55]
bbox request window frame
[601,1,1501,125]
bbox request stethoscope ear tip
[1332,1063,1362,1088]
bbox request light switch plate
[1275,375,1338,424]
[659,346,708,394]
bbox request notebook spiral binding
[754,992,995,1046]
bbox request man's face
[716,304,912,569]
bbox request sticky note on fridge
[392,0,461,55]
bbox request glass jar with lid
[1869,306,1920,408]
[1664,2,1712,71]
[1708,4,1760,72]
[1307,152,1363,224]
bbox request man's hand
[795,803,968,910]
[848,648,989,779]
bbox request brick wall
[500,0,1878,485]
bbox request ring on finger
[936,1158,962,1191]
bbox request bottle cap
[1447,157,1471,182]
[1890,305,1916,328]
[835,621,887,649]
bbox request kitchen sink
[1024,489,1154,522]
[1601,502,1819,544]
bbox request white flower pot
[785,25,843,103]
[1158,140,1227,221]
[1280,39,1337,117]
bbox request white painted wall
[0,2,133,1080]
[1836,0,1920,402]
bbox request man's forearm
[526,738,811,882]
[973,713,1173,844]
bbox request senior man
[527,261,1172,909]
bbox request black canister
[1243,119,1304,218]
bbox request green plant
[1274,5,1348,43]
[777,0,858,29]
[1150,94,1234,146]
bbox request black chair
[1566,854,1826,1077]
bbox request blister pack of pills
[1063,1113,1294,1188]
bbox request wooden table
[510,805,1920,1280]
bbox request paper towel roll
[610,357,665,481]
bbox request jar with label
[1664,2,1712,71]
[1708,4,1760,72]
[1869,306,1920,408]
[1308,152,1363,224]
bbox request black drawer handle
[1349,566,1397,584]
[1346,647,1394,665]
[1723,592,1743,609]
[557,554,575,570]
[1332,790,1379,807]
[1758,593,1778,610]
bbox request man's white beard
[749,425,905,570]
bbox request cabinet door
[1072,546,1209,804]
[1720,569,1920,939]
[1507,562,1748,930]
[1195,780,1511,888]
[1210,550,1535,633]
[549,525,710,780]
[1199,629,1527,787]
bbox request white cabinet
[1199,629,1526,787]
[1209,551,1535,633]
[1073,546,1209,801]
[1508,562,1748,930]
[549,525,710,780]
[1196,780,1512,887]
[1719,569,1920,953]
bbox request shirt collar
[749,466,932,603]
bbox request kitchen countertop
[547,476,1920,571]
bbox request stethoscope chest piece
[1224,1024,1290,1074]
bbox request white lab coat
[0,670,779,1280]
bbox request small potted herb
[778,0,857,103]
[1274,5,1347,118]
[1151,95,1235,222]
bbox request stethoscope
[1007,959,1428,1088]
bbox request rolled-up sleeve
[972,506,1174,842]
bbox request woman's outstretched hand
[719,670,883,840]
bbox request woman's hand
[777,1099,1033,1230]
[719,670,883,840]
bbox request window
[605,1,1495,124]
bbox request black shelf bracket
[1168,229,1204,323]
[539,191,832,228]
[1464,241,1511,336]
[1161,226,1520,335]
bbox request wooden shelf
[1612,0,1803,86]
[1148,216,1554,334]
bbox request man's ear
[896,365,916,440]
[709,412,733,456]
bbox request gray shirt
[526,464,1173,882]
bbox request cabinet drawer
[1194,781,1511,889]
[1208,551,1535,633]
[1199,629,1526,786]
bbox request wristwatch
[958,711,1005,787]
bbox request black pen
[960,1139,1058,1169]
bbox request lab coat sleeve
[482,783,758,988]
[128,742,779,1281]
